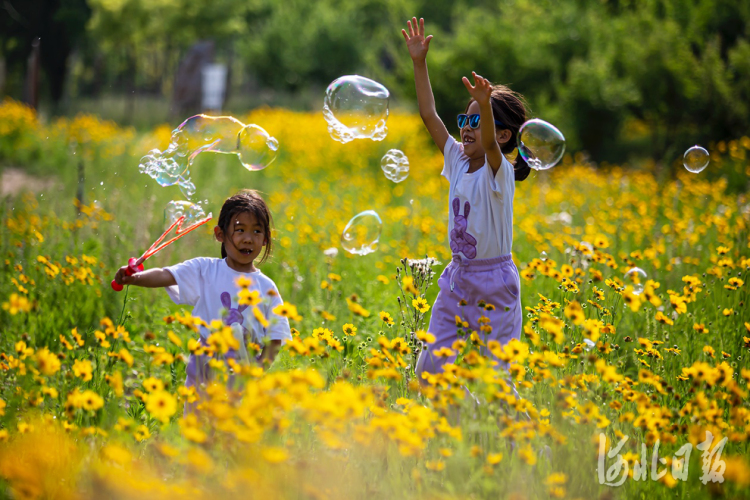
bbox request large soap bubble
[381,149,409,183]
[164,200,207,229]
[139,115,279,187]
[341,210,382,256]
[624,267,647,295]
[323,76,389,143]
[518,118,566,171]
[683,145,709,173]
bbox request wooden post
[24,38,41,110]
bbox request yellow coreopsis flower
[72,359,93,381]
[146,390,177,423]
[35,348,61,376]
[412,297,430,313]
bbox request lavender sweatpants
[416,254,523,378]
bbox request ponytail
[514,155,531,181]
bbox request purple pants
[416,254,523,378]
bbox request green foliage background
[1,0,749,164]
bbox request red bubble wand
[111,214,213,291]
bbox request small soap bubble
[518,118,566,171]
[624,267,647,295]
[178,176,196,199]
[140,114,279,187]
[583,338,595,351]
[683,145,709,173]
[164,200,207,229]
[323,75,389,143]
[341,210,382,256]
[541,251,548,262]
[380,149,409,183]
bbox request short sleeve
[485,154,515,196]
[164,257,204,306]
[441,136,463,180]
[263,288,292,343]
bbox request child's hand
[114,265,136,286]
[402,17,433,62]
[462,71,492,104]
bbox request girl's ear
[214,226,224,243]
[496,129,512,146]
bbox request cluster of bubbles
[139,115,279,198]
[381,149,410,183]
[164,200,207,230]
[683,145,710,174]
[323,76,390,144]
[624,267,647,295]
[518,118,566,171]
[341,210,382,256]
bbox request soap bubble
[323,75,389,143]
[683,145,709,173]
[540,251,548,262]
[381,149,409,183]
[164,200,207,229]
[139,115,279,187]
[341,210,382,256]
[178,176,196,199]
[518,118,566,171]
[624,267,647,295]
[583,338,595,351]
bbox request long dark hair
[466,84,531,181]
[217,190,273,263]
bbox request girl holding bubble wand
[113,190,292,390]
[402,17,530,381]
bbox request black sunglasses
[457,113,505,130]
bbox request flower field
[1,98,749,499]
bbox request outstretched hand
[402,17,433,62]
[462,72,492,104]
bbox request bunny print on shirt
[449,197,478,259]
[220,291,251,339]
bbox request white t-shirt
[442,136,515,259]
[164,257,292,349]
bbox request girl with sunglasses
[402,17,530,382]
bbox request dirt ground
[1,167,57,198]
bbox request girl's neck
[467,155,485,172]
[225,257,258,274]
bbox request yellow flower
[238,288,261,306]
[143,377,165,393]
[253,306,270,328]
[262,447,289,464]
[235,276,253,288]
[412,297,430,313]
[273,302,301,320]
[36,348,61,376]
[146,390,177,423]
[415,330,436,343]
[622,287,642,312]
[379,311,394,326]
[402,276,419,295]
[133,424,151,442]
[487,453,503,465]
[377,275,390,284]
[167,330,183,347]
[2,293,32,314]
[655,311,674,325]
[722,308,733,316]
[342,323,357,336]
[72,359,93,381]
[81,390,104,411]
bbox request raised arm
[462,72,504,174]
[402,17,450,153]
